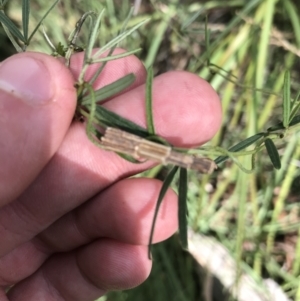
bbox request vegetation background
[1,0,300,300]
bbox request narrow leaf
[88,45,117,86]
[94,105,149,137]
[205,15,210,66]
[148,166,179,258]
[92,18,149,59]
[85,10,104,61]
[215,133,265,164]
[27,0,59,43]
[88,9,137,86]
[289,90,300,122]
[1,23,23,52]
[120,6,134,32]
[290,114,300,127]
[267,114,300,132]
[22,0,30,41]
[0,11,25,42]
[181,8,203,31]
[290,89,300,111]
[90,48,142,64]
[81,73,135,105]
[178,168,188,249]
[265,138,281,170]
[283,70,291,128]
[146,66,155,134]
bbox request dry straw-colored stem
[101,127,217,174]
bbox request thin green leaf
[265,138,281,170]
[267,114,300,132]
[85,10,104,62]
[85,84,97,140]
[27,0,59,43]
[148,166,179,258]
[1,22,23,52]
[291,89,300,111]
[283,70,291,128]
[120,6,134,33]
[90,48,142,64]
[81,73,135,105]
[88,45,116,86]
[94,105,149,137]
[215,133,265,164]
[87,9,137,87]
[178,168,188,249]
[289,114,300,127]
[289,90,300,122]
[22,0,30,41]
[145,66,155,135]
[0,11,25,42]
[92,18,149,59]
[283,0,300,47]
[204,15,210,66]
[41,23,56,52]
[181,8,203,31]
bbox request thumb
[0,52,77,205]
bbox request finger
[0,52,76,205]
[7,239,151,301]
[39,178,178,250]
[0,52,221,257]
[0,178,177,285]
[0,51,147,258]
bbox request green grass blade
[88,46,116,86]
[87,9,138,86]
[181,8,204,31]
[85,84,98,144]
[27,0,59,43]
[90,48,142,63]
[120,6,134,32]
[265,138,281,170]
[289,90,300,123]
[195,0,261,66]
[148,166,179,258]
[283,70,291,128]
[178,168,188,249]
[215,133,265,164]
[85,9,105,61]
[204,15,210,66]
[93,18,149,59]
[1,22,23,52]
[0,11,25,42]
[94,105,148,137]
[283,0,300,47]
[144,12,172,68]
[81,73,135,105]
[22,0,30,42]
[145,66,155,135]
[267,114,300,132]
[288,115,300,127]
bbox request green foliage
[2,0,300,300]
[148,166,179,258]
[178,168,188,249]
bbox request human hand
[0,51,222,301]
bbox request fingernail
[0,56,53,105]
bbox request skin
[0,50,222,301]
